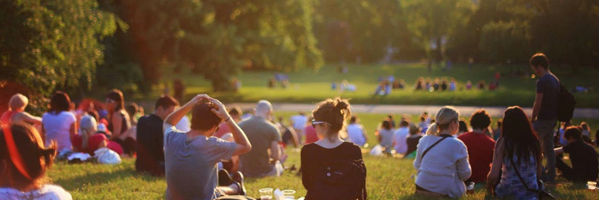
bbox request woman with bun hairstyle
[301,98,366,200]
[0,123,72,199]
[413,106,471,198]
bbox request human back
[238,115,280,177]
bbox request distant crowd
[0,53,597,200]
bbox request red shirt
[72,133,109,155]
[458,132,495,183]
[304,125,318,144]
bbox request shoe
[232,171,247,196]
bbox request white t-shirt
[393,127,409,154]
[0,184,72,200]
[175,115,191,132]
[42,111,76,151]
[290,115,307,130]
[347,123,366,146]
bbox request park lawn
[153,63,598,108]
[46,112,598,199]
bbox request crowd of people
[0,53,597,200]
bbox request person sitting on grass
[413,106,471,198]
[458,109,495,184]
[239,100,285,178]
[487,106,542,199]
[404,124,422,158]
[301,98,367,200]
[553,126,598,182]
[377,120,394,154]
[136,95,179,176]
[73,115,123,155]
[163,95,252,200]
[1,93,42,126]
[42,91,77,158]
[346,115,367,147]
[393,120,410,156]
[0,123,72,200]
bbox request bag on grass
[369,144,383,156]
[94,147,121,164]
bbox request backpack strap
[420,135,451,160]
[509,157,537,193]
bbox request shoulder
[448,137,468,149]
[341,142,362,153]
[39,184,72,200]
[301,143,319,156]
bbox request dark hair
[529,53,549,69]
[155,95,179,110]
[497,119,503,127]
[564,126,582,141]
[125,103,139,117]
[87,110,99,121]
[350,116,358,124]
[191,102,222,131]
[501,106,541,164]
[580,122,590,132]
[458,120,468,132]
[228,106,241,116]
[470,109,491,130]
[0,124,57,190]
[382,120,392,130]
[400,120,409,127]
[106,89,125,111]
[49,91,71,114]
[312,98,351,141]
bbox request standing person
[105,89,134,156]
[238,100,283,178]
[458,110,495,184]
[553,126,598,182]
[136,96,179,176]
[346,116,367,147]
[42,91,77,158]
[393,120,410,155]
[0,124,72,200]
[404,124,422,158]
[413,106,471,198]
[163,95,251,199]
[487,106,542,199]
[290,112,308,145]
[1,93,42,126]
[530,53,560,182]
[301,98,366,200]
[377,121,394,154]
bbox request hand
[207,97,230,121]
[190,94,210,105]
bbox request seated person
[238,100,284,178]
[458,110,495,183]
[554,126,599,182]
[164,94,252,199]
[404,124,422,158]
[0,123,72,200]
[72,115,123,155]
[135,95,178,176]
[1,93,42,126]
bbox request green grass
[150,63,598,107]
[46,112,598,199]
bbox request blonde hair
[79,115,97,150]
[9,93,28,111]
[426,106,460,136]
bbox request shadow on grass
[53,167,163,191]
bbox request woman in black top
[106,89,134,155]
[301,98,366,200]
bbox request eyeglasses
[312,120,328,128]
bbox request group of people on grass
[0,53,597,200]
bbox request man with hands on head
[163,94,252,200]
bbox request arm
[70,118,78,138]
[270,141,281,161]
[18,112,42,125]
[164,95,207,127]
[487,138,505,191]
[208,97,252,156]
[110,112,122,139]
[532,93,543,120]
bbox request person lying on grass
[163,94,252,200]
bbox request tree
[0,0,120,111]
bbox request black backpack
[311,159,367,200]
[557,84,576,122]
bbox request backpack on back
[311,159,367,200]
[557,84,576,122]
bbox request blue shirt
[536,72,559,120]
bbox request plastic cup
[259,188,273,200]
[282,190,296,200]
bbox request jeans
[534,119,556,181]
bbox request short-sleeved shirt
[0,184,72,200]
[238,116,281,177]
[42,111,76,151]
[291,115,307,130]
[536,72,559,120]
[458,132,495,183]
[71,133,108,155]
[563,140,599,181]
[378,129,394,149]
[136,114,165,176]
[164,124,237,200]
[393,127,409,154]
[346,123,366,146]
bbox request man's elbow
[240,144,252,154]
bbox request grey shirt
[164,124,237,200]
[238,116,281,177]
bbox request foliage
[0,0,120,99]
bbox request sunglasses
[312,120,328,128]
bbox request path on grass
[232,103,599,119]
